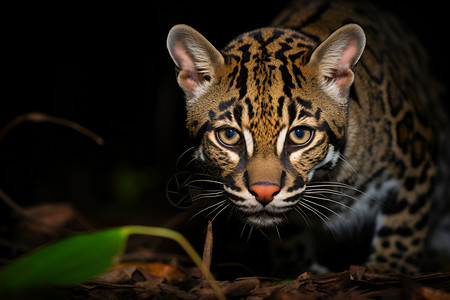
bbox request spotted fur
[167,0,446,274]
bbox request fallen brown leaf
[114,262,187,282]
[201,220,213,279]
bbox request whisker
[184,179,224,186]
[294,206,311,228]
[301,198,346,221]
[307,182,362,192]
[191,191,225,202]
[307,181,381,205]
[305,187,358,200]
[185,157,198,167]
[247,225,254,241]
[275,225,281,241]
[240,222,248,239]
[166,188,192,209]
[302,192,358,213]
[189,172,220,178]
[282,211,289,223]
[297,201,330,221]
[188,200,227,222]
[297,201,337,241]
[338,153,359,177]
[227,206,239,224]
[205,202,227,218]
[176,147,195,169]
[210,204,230,222]
[191,188,224,194]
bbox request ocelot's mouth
[225,190,299,227]
[243,210,286,227]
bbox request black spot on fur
[277,96,285,117]
[405,255,416,264]
[233,105,243,127]
[317,120,340,146]
[287,177,305,192]
[219,98,236,111]
[382,189,408,215]
[195,121,212,144]
[245,98,254,119]
[227,194,245,202]
[314,108,322,120]
[415,213,429,231]
[279,65,294,97]
[298,109,313,118]
[396,226,414,237]
[376,255,388,263]
[218,111,232,121]
[224,174,241,192]
[289,50,307,86]
[280,171,287,189]
[409,194,427,214]
[236,44,251,99]
[411,133,426,168]
[395,241,408,252]
[378,227,394,237]
[243,171,250,189]
[395,160,407,178]
[288,102,297,124]
[297,97,312,109]
[387,82,405,117]
[396,111,413,153]
[404,177,416,191]
[228,66,239,87]
[411,238,421,246]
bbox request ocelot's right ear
[167,25,224,101]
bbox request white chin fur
[245,214,285,228]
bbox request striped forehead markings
[219,97,236,111]
[277,96,285,117]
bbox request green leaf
[0,226,226,300]
[0,227,128,293]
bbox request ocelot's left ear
[167,24,224,102]
[309,24,366,101]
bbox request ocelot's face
[193,85,345,227]
[167,25,365,227]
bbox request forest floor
[2,202,449,300]
[65,261,450,299]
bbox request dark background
[1,1,449,272]
[1,1,289,226]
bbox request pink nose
[249,183,280,205]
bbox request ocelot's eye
[288,127,314,146]
[217,128,241,146]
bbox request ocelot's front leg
[368,185,432,274]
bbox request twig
[0,112,101,233]
[0,187,64,237]
[202,220,213,279]
[0,187,93,235]
[122,226,225,300]
[0,188,33,220]
[0,112,104,145]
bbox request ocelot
[166,0,449,274]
